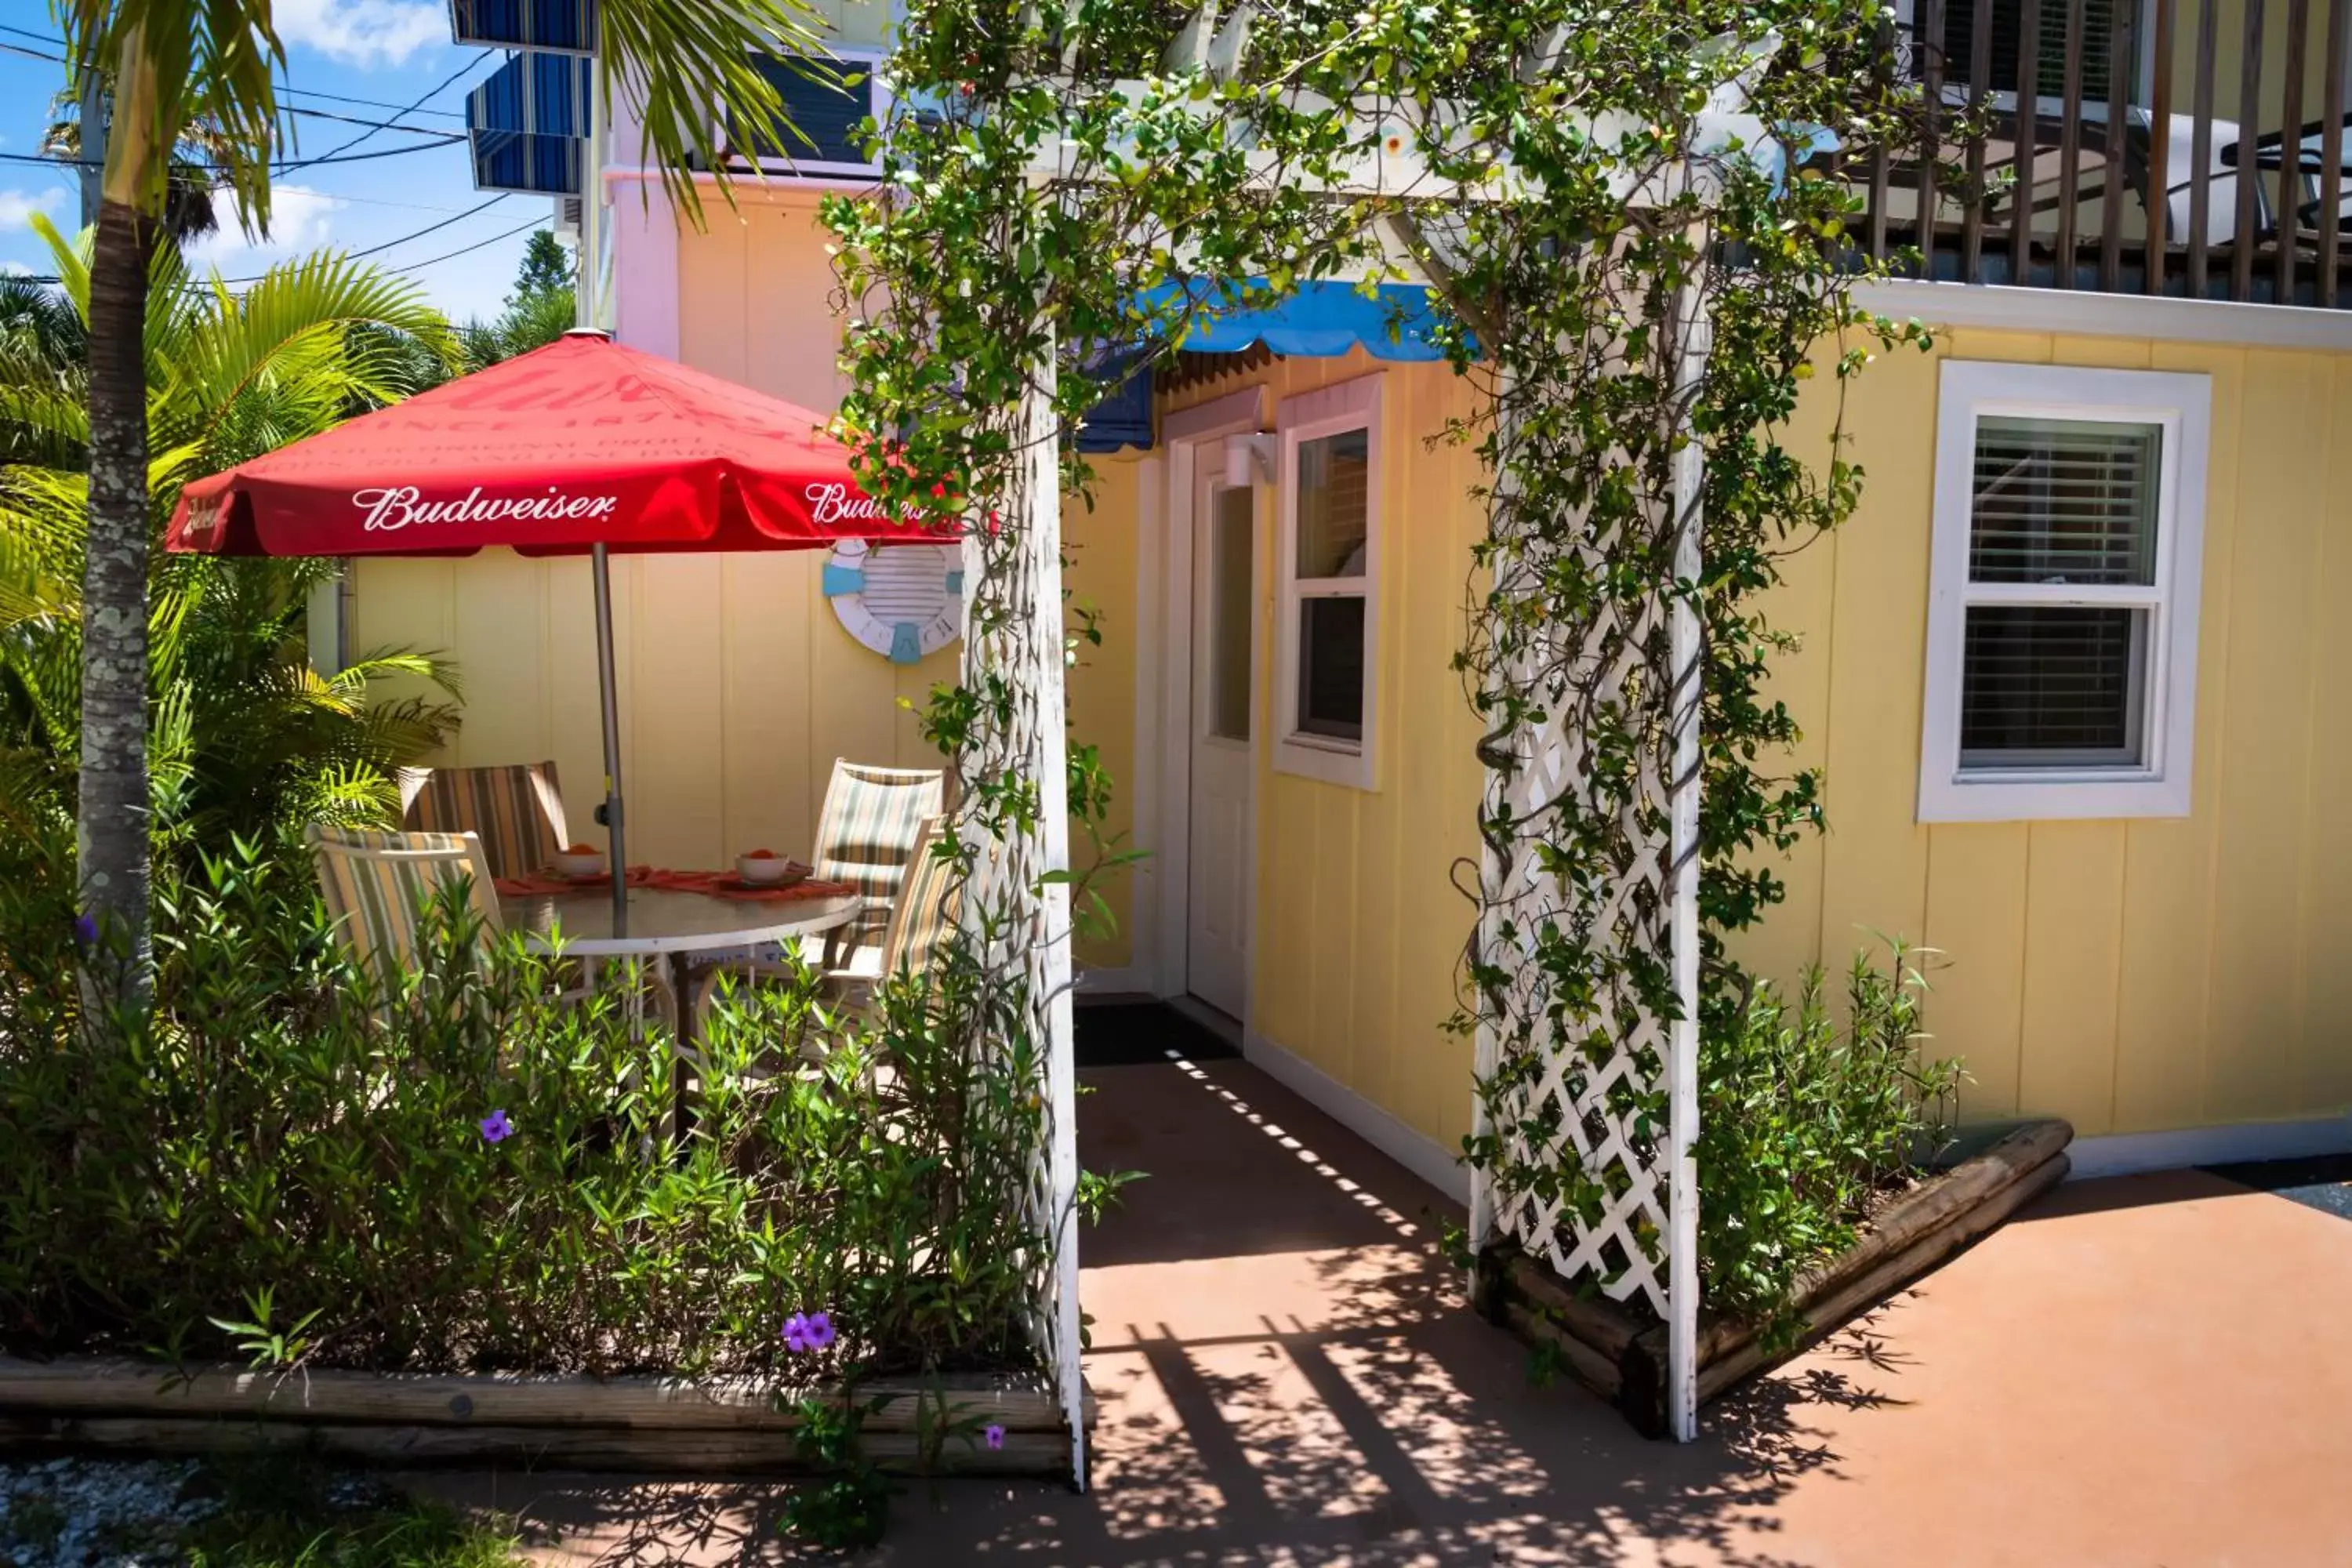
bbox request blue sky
[0,2,541,325]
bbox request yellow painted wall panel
[2299,358,2352,1114]
[2111,342,2242,1133]
[2204,348,2331,1123]
[629,557,728,869]
[1921,825,2031,1120]
[2016,822,2129,1134]
[1811,336,1946,978]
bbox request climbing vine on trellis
[825,0,1933,1445]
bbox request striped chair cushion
[310,826,503,990]
[879,816,960,987]
[398,763,568,884]
[813,760,946,944]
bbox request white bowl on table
[553,848,607,880]
[735,851,805,886]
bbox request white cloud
[185,186,345,271]
[0,261,31,278]
[273,0,447,68]
[0,188,67,232]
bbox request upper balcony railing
[1855,0,2352,307]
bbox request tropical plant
[49,0,833,988]
[0,217,463,857]
[0,829,1058,1395]
[457,233,579,372]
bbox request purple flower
[477,1109,513,1144]
[782,1310,837,1354]
[71,913,96,946]
[983,1423,1005,1451]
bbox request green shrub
[1694,941,1963,1348]
[0,831,1050,1382]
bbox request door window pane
[1207,485,1254,742]
[1959,604,2147,767]
[1295,428,1370,579]
[1296,597,1365,741]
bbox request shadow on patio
[415,1029,2352,1567]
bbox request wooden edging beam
[1477,1119,2075,1439]
[0,1366,1096,1478]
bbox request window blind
[1939,0,2123,103]
[1968,416,2159,586]
[1959,604,2144,761]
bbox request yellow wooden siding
[348,192,1138,967]
[1736,326,2352,1138]
[354,172,2352,1139]
[1147,326,2352,1152]
[1153,352,1485,1152]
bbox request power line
[0,137,467,173]
[377,216,546,277]
[10,213,546,290]
[338,194,511,260]
[278,103,468,138]
[278,56,487,174]
[0,25,467,120]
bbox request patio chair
[397,762,569,884]
[811,759,948,953]
[308,826,505,993]
[692,813,962,1046]
[309,825,674,1026]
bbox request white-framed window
[1919,360,2211,822]
[1273,372,1382,790]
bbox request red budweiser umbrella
[165,329,943,934]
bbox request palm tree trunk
[78,194,151,994]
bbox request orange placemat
[644,867,858,902]
[495,865,658,898]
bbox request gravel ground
[0,1457,401,1568]
[0,1457,221,1568]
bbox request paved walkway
[423,1050,2352,1566]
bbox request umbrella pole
[591,543,628,938]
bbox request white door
[1186,469,1255,1019]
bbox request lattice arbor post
[953,339,1088,1488]
[1465,238,1715,1443]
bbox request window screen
[1958,414,2163,771]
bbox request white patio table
[498,885,865,1134]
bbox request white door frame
[1138,386,1269,1014]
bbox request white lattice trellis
[953,345,1089,1488]
[1467,258,1712,1441]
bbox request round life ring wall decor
[821,540,964,664]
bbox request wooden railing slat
[2278,0,2311,306]
[2014,0,2045,283]
[2325,0,2349,306]
[2055,0,2088,287]
[2234,0,2267,302]
[1870,12,1893,266]
[2100,0,2135,292]
[2190,0,2219,294]
[1964,0,1994,281]
[1922,0,1945,278]
[2147,0,2176,295]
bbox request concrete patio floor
[418,1042,2352,1566]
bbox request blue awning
[449,0,597,54]
[1145,280,1456,362]
[467,51,592,196]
